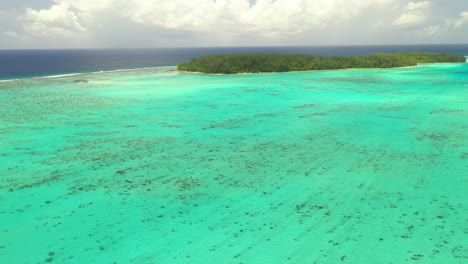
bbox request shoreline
[177,62,468,76]
[178,52,466,74]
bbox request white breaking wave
[0,66,177,83]
[0,79,20,83]
[91,66,176,74]
[36,73,82,79]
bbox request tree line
[177,52,466,74]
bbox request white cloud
[417,10,468,36]
[3,0,468,48]
[423,25,440,35]
[126,0,397,35]
[17,0,397,37]
[454,11,468,28]
[407,1,431,11]
[20,2,85,36]
[394,1,431,28]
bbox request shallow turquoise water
[0,65,467,263]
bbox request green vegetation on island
[177,52,466,74]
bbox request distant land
[177,52,466,74]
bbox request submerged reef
[178,52,466,74]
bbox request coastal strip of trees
[177,52,466,74]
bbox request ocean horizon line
[1,43,468,51]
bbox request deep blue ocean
[1,44,467,80]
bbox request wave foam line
[0,66,177,83]
[91,66,176,74]
[36,73,83,79]
[0,79,20,83]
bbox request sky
[0,0,467,49]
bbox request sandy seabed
[0,64,467,263]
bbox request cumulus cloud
[18,0,396,37]
[20,2,85,36]
[423,25,440,35]
[454,11,468,28]
[394,1,431,28]
[11,0,468,48]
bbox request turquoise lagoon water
[0,64,467,263]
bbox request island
[177,52,466,74]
